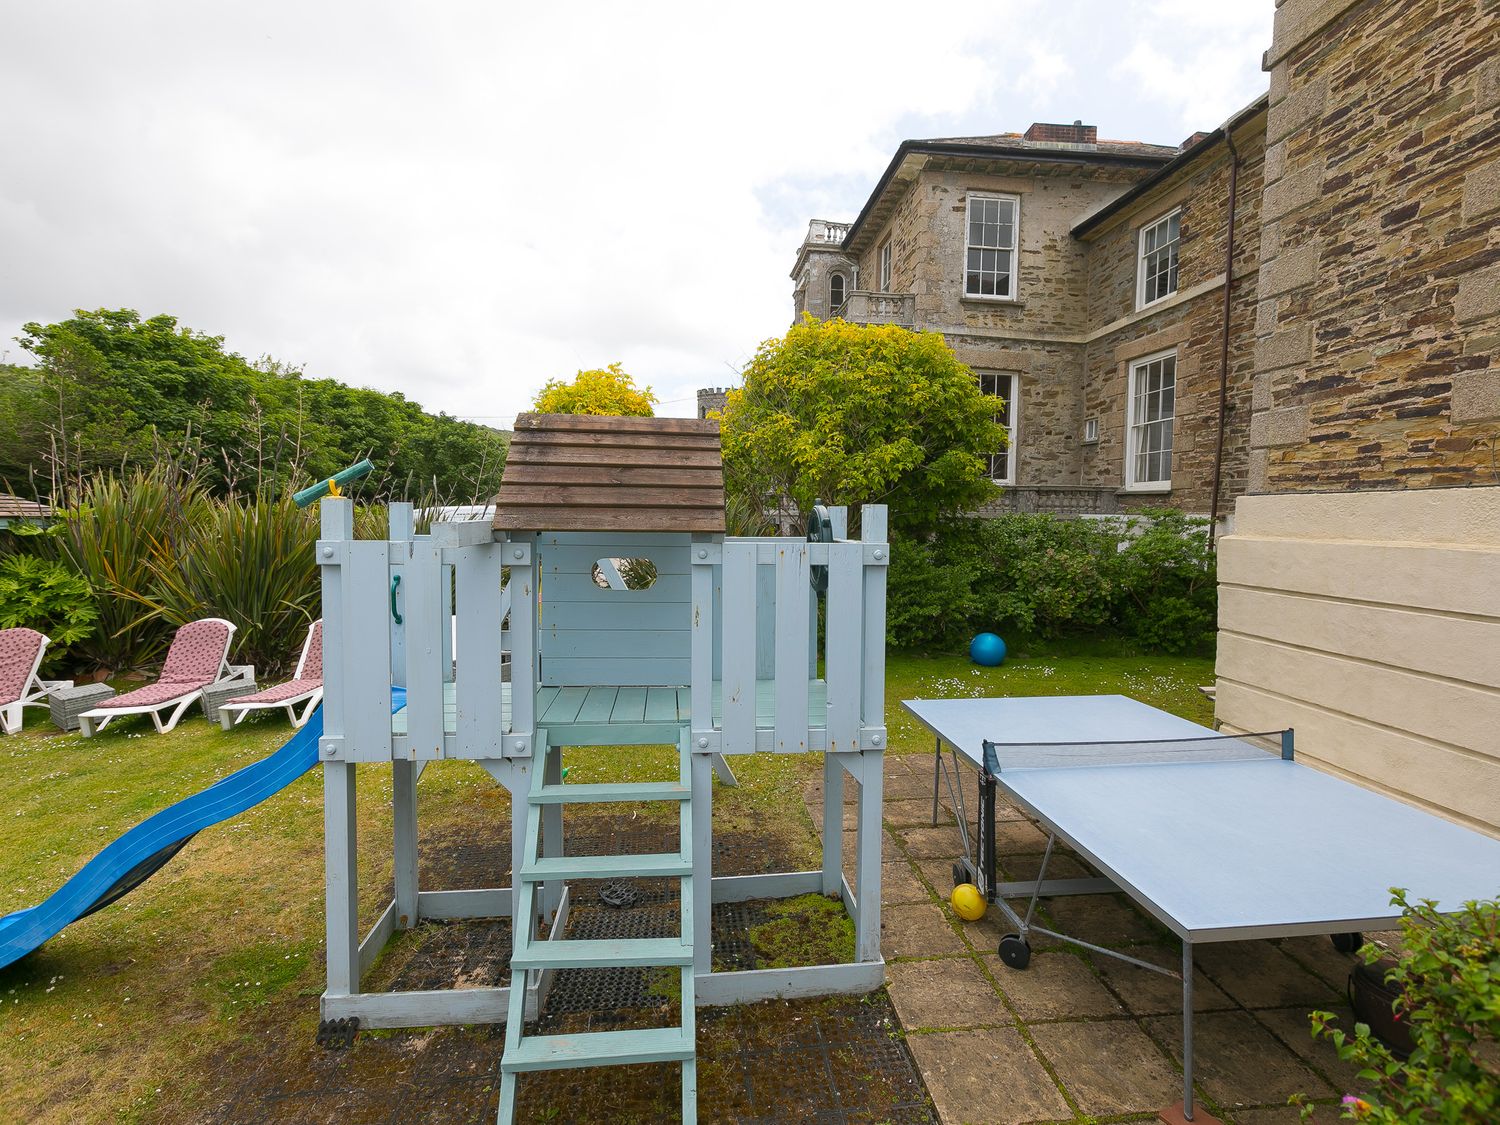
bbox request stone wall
[1250,0,1500,491]
[1217,489,1500,836]
[1078,116,1267,514]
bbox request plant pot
[1349,955,1414,1059]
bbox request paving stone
[904,1028,1072,1124]
[883,767,941,802]
[998,852,1093,881]
[1226,1106,1316,1124]
[1256,1005,1364,1091]
[982,951,1125,1020]
[1039,893,1169,946]
[993,818,1050,853]
[881,903,969,959]
[897,825,969,860]
[914,856,967,900]
[1092,944,1234,1015]
[1273,935,1363,991]
[1029,1019,1183,1115]
[883,858,934,906]
[1194,942,1341,1009]
[1143,1009,1335,1107]
[883,797,953,828]
[886,956,1006,1030]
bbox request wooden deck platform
[392,680,830,745]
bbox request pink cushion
[160,620,232,684]
[96,679,211,709]
[227,678,321,706]
[301,621,323,680]
[0,628,47,704]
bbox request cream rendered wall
[1215,488,1500,838]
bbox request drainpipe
[1208,123,1241,544]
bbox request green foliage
[533,362,657,416]
[1111,511,1217,654]
[52,468,206,672]
[886,512,1217,654]
[0,554,98,674]
[2,308,506,503]
[720,318,1004,538]
[142,497,321,675]
[1300,890,1500,1123]
[748,894,856,969]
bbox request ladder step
[501,1026,695,1073]
[524,853,690,880]
[531,781,690,805]
[511,937,692,970]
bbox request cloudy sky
[0,1,1272,426]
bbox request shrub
[0,554,98,675]
[144,497,321,676]
[883,511,1217,654]
[53,468,206,672]
[1301,890,1500,1122]
[1112,511,1217,654]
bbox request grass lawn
[0,647,1214,1122]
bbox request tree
[719,318,1004,537]
[4,308,507,504]
[533,362,656,416]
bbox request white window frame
[829,271,846,312]
[964,192,1020,301]
[1136,208,1181,310]
[1125,349,1176,492]
[1082,417,1099,444]
[877,241,892,292]
[978,371,1018,485]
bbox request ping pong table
[903,694,1500,1122]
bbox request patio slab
[904,1028,1073,1124]
[1194,941,1342,1009]
[1029,1018,1183,1116]
[1143,1009,1336,1108]
[886,957,1009,1030]
[981,951,1125,1021]
[881,903,969,959]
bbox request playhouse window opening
[592,557,659,590]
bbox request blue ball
[969,632,1007,666]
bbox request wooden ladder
[497,728,698,1124]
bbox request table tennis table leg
[1182,940,1196,1119]
[932,737,979,890]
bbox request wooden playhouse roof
[492,414,726,533]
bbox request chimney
[1023,120,1098,145]
[1179,130,1212,152]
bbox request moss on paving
[748,893,855,969]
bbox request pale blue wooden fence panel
[773,542,811,753]
[861,507,889,738]
[388,504,414,689]
[403,538,446,760]
[341,539,394,762]
[824,542,862,753]
[690,535,715,746]
[452,540,503,759]
[720,542,756,754]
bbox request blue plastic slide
[0,694,397,972]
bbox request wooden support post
[392,760,419,928]
[540,740,563,921]
[821,750,844,895]
[691,749,713,973]
[324,762,359,995]
[855,751,884,962]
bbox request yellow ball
[951,883,987,922]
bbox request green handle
[390,574,403,624]
[292,459,375,508]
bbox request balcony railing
[836,291,915,327]
[980,486,1122,517]
[803,219,850,247]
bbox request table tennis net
[980,730,1291,775]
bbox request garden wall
[1215,488,1500,837]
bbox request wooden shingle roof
[492,414,725,534]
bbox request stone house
[1216,0,1500,836]
[783,111,1270,521]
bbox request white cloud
[0,0,1273,426]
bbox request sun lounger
[217,620,323,730]
[78,618,242,736]
[0,627,73,734]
